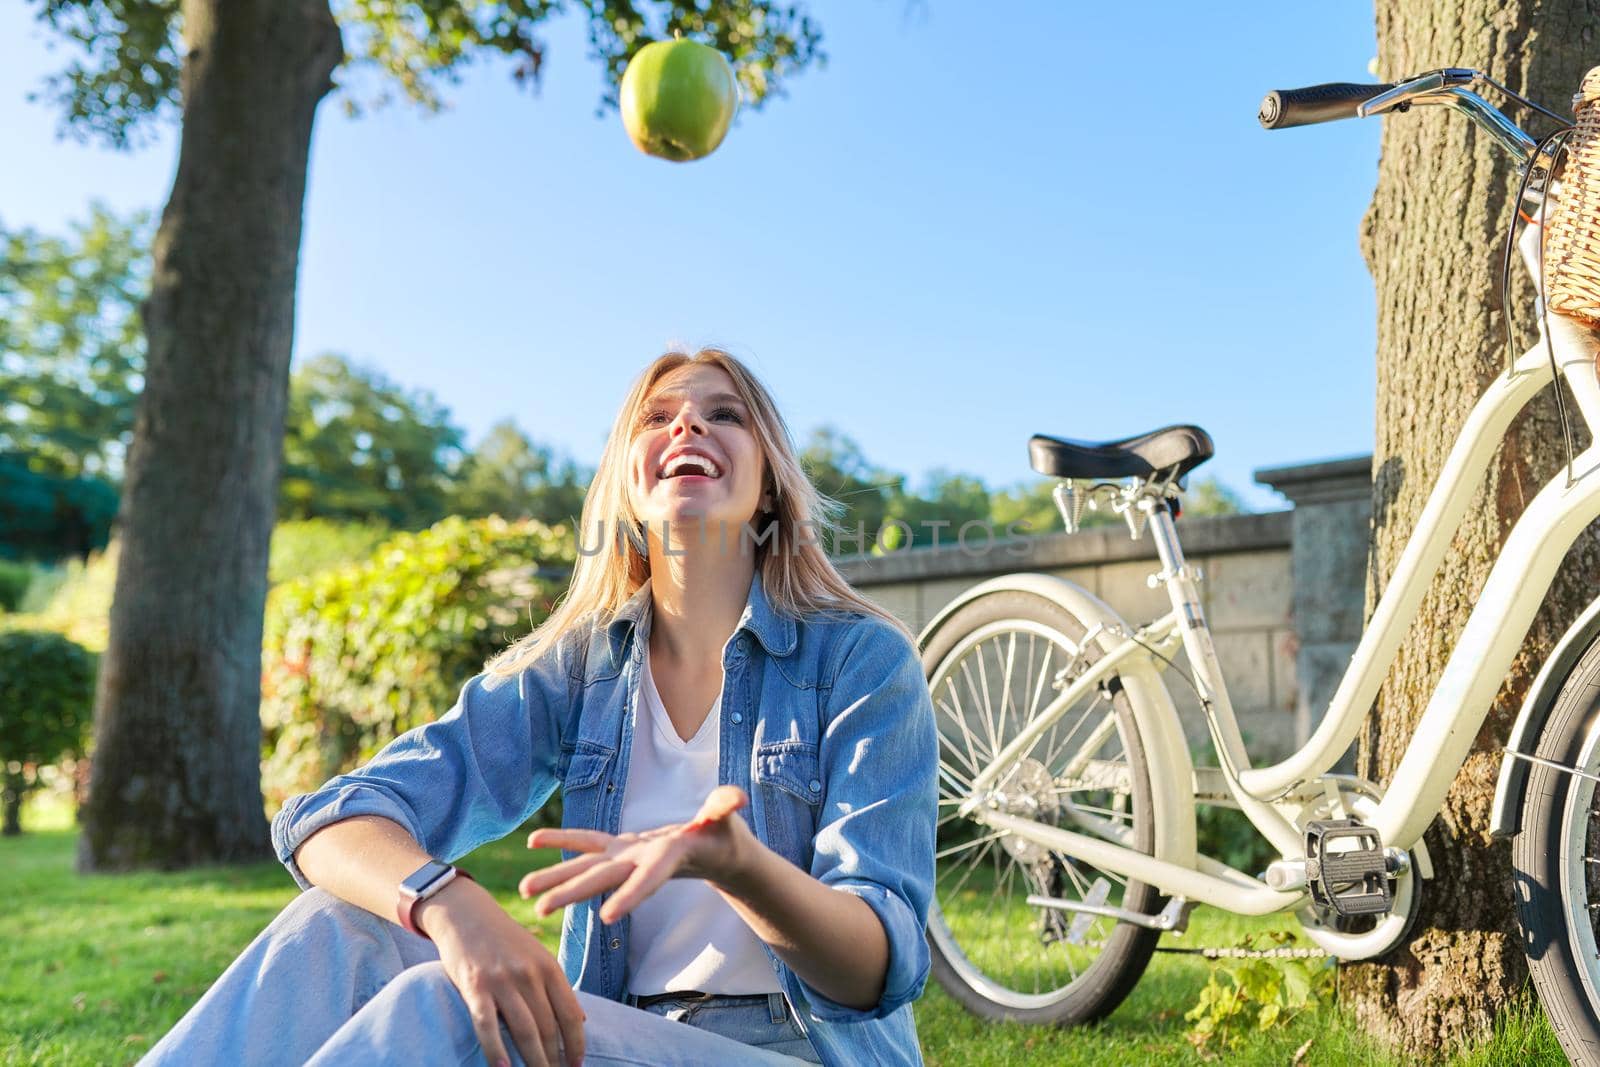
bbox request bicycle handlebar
[1258,82,1395,130]
[1259,68,1551,169]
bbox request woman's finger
[685,784,749,831]
[597,853,679,924]
[534,857,634,917]
[519,852,608,899]
[496,982,552,1067]
[544,972,588,1067]
[462,982,533,1067]
[528,827,614,852]
[511,974,563,1067]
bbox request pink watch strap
[398,867,475,940]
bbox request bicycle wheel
[1513,630,1600,1065]
[921,587,1164,1025]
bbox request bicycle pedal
[1303,819,1397,918]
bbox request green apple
[620,38,739,162]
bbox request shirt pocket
[753,741,822,869]
[558,746,613,840]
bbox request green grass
[0,795,1569,1066]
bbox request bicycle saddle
[1027,424,1214,481]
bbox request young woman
[138,348,938,1067]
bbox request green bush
[0,559,31,612]
[260,515,576,816]
[0,541,118,653]
[0,630,96,834]
[268,518,395,587]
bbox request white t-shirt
[618,642,781,996]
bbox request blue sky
[2,2,1386,512]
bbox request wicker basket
[1544,65,1600,329]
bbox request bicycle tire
[920,587,1164,1025]
[1513,629,1600,1066]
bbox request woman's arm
[270,640,579,891]
[710,830,890,1011]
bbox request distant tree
[799,425,897,554]
[1183,476,1246,518]
[28,0,825,872]
[449,420,591,529]
[879,468,991,553]
[279,353,465,529]
[0,204,150,483]
[0,454,118,563]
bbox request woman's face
[626,364,769,543]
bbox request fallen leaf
[152,971,168,984]
[71,992,86,1012]
[1291,1037,1314,1066]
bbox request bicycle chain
[1153,945,1330,960]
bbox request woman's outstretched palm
[520,785,756,924]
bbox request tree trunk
[76,0,342,870]
[1344,3,1600,1053]
[2,772,24,836]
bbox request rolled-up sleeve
[269,629,581,890]
[804,619,938,1022]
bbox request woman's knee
[276,886,385,934]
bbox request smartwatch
[397,859,475,939]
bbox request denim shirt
[270,570,939,1067]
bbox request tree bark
[77,0,342,870]
[2,772,24,836]
[1345,2,1600,1053]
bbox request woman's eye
[640,407,743,426]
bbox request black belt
[630,989,775,1010]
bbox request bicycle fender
[1490,591,1600,839]
[918,571,1197,866]
[917,571,1139,658]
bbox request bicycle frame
[956,86,1600,915]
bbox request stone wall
[833,456,1373,765]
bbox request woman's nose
[670,409,707,437]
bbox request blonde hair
[482,346,915,683]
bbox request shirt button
[731,712,743,725]
[808,779,822,793]
[610,938,621,950]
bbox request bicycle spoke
[926,609,1156,1017]
[937,828,1009,861]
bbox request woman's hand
[413,877,586,1067]
[519,785,758,924]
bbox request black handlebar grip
[1258,82,1396,130]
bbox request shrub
[0,541,118,653]
[0,630,96,834]
[260,515,576,815]
[0,559,31,612]
[268,518,395,587]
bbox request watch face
[401,860,453,896]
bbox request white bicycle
[920,64,1600,1063]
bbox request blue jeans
[136,887,823,1066]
